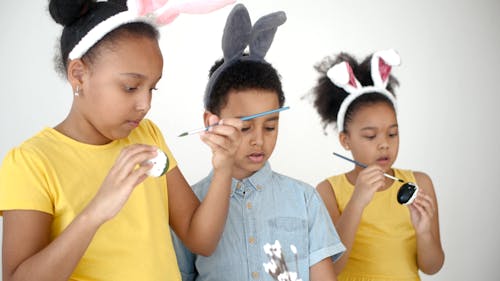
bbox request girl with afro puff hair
[310,50,444,281]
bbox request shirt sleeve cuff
[309,242,346,266]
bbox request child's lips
[376,156,390,165]
[248,152,265,163]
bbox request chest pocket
[267,217,308,260]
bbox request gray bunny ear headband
[204,3,287,107]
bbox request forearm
[416,232,445,274]
[184,169,232,256]
[333,200,364,273]
[310,258,337,281]
[7,211,102,281]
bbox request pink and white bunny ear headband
[326,49,401,132]
[69,0,235,60]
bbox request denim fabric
[172,162,345,281]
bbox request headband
[326,49,401,132]
[69,0,235,60]
[203,3,287,107]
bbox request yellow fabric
[0,119,181,281]
[327,169,420,281]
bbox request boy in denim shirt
[172,4,344,281]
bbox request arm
[2,210,102,281]
[2,145,157,281]
[168,116,242,256]
[310,258,337,281]
[410,172,445,274]
[316,166,385,273]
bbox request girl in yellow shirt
[0,1,237,280]
[309,50,444,281]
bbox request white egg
[146,148,168,177]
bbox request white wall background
[1,0,499,280]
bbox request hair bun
[49,0,91,26]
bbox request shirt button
[248,236,255,244]
[246,202,252,209]
[251,271,259,279]
[236,182,242,189]
[256,185,263,190]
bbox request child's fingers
[112,144,158,179]
[413,192,435,218]
[200,133,230,153]
[207,114,220,126]
[219,118,244,130]
[208,123,240,137]
[127,161,154,186]
[360,166,385,188]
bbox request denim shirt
[172,162,345,281]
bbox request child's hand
[351,165,385,208]
[200,114,242,173]
[408,190,435,234]
[84,144,157,225]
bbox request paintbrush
[178,106,290,137]
[332,152,404,183]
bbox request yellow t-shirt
[0,119,181,281]
[327,169,419,281]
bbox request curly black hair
[204,57,285,115]
[311,52,399,133]
[49,0,159,75]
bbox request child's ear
[67,59,87,93]
[339,132,350,150]
[203,111,214,127]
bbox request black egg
[397,182,419,205]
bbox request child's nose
[378,138,389,150]
[135,93,152,113]
[250,129,264,147]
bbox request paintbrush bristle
[177,132,188,137]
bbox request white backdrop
[1,0,499,280]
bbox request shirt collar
[229,162,273,197]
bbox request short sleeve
[0,147,54,215]
[142,119,177,172]
[307,189,345,265]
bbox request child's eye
[364,135,376,140]
[241,127,250,132]
[389,132,399,138]
[124,86,138,92]
[265,127,276,132]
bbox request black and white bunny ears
[204,3,287,107]
[327,49,401,132]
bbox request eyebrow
[360,124,398,131]
[119,73,162,83]
[119,73,145,78]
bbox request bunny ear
[327,61,361,94]
[130,0,168,15]
[248,11,286,60]
[221,3,252,60]
[155,0,235,25]
[371,49,401,88]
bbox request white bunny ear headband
[203,3,287,107]
[69,0,235,60]
[326,49,401,132]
